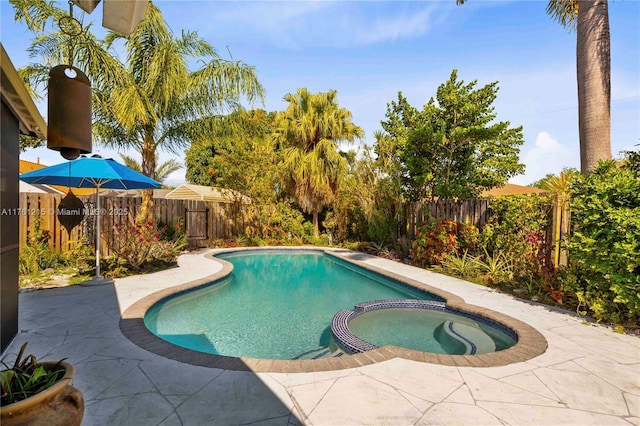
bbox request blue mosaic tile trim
[331,310,378,354]
[439,307,518,342]
[354,299,446,313]
[447,321,477,355]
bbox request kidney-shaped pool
[144,250,518,360]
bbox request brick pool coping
[120,247,548,373]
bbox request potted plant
[1,343,83,426]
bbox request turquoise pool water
[144,250,438,359]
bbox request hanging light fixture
[47,2,92,160]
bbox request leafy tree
[378,70,525,201]
[12,0,264,219]
[566,151,640,324]
[374,94,419,191]
[119,154,181,185]
[272,88,364,237]
[327,145,401,244]
[185,110,279,203]
[185,110,313,240]
[19,135,45,152]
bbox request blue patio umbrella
[20,155,161,285]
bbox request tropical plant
[438,250,479,278]
[185,110,279,202]
[411,219,479,267]
[106,219,186,271]
[566,151,640,324]
[1,343,65,405]
[12,0,264,219]
[472,248,514,285]
[480,194,554,276]
[119,154,181,185]
[272,88,364,237]
[18,214,64,276]
[535,168,579,265]
[18,135,44,152]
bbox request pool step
[291,347,344,360]
[291,347,329,360]
[439,321,496,355]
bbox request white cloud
[510,131,578,185]
[200,2,441,49]
[352,7,435,45]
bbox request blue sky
[2,0,639,186]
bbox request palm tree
[537,168,578,265]
[12,0,264,218]
[119,154,181,185]
[272,88,364,237]
[546,0,611,173]
[456,0,611,173]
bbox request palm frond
[546,0,579,30]
[119,154,142,172]
[155,159,182,182]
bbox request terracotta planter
[1,361,84,426]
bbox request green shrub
[472,249,514,285]
[306,234,330,247]
[566,153,640,324]
[367,216,397,247]
[18,214,68,275]
[157,218,185,242]
[437,250,479,278]
[107,219,186,272]
[480,194,556,295]
[249,202,312,241]
[411,219,479,266]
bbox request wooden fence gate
[185,206,209,247]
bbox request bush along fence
[17,193,246,255]
[20,193,565,264]
[401,199,491,237]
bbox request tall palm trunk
[312,209,319,238]
[577,0,611,173]
[139,138,157,222]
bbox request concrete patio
[5,249,639,425]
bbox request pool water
[347,308,517,355]
[145,251,438,359]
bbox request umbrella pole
[81,183,113,286]
[95,185,101,278]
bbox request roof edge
[1,43,47,139]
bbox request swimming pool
[145,251,439,359]
[144,250,518,360]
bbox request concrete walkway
[6,249,639,425]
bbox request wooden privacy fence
[20,193,566,266]
[402,199,491,238]
[18,193,244,254]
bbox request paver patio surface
[5,249,639,425]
